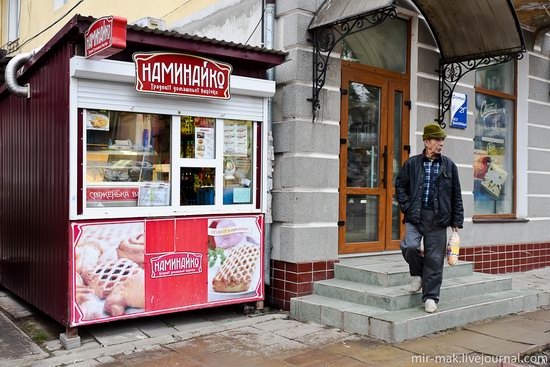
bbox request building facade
[2,0,550,312]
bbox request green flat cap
[422,123,447,140]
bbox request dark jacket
[395,153,464,228]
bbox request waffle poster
[70,215,263,326]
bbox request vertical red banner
[144,218,208,311]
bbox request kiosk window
[85,110,171,208]
[223,120,253,205]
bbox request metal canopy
[309,0,395,30]
[307,0,526,125]
[412,0,526,126]
[413,0,525,63]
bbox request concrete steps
[291,288,542,342]
[314,273,513,311]
[290,255,549,342]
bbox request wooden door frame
[338,63,410,254]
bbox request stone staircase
[290,254,548,342]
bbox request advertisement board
[133,53,232,99]
[70,215,263,326]
[450,92,468,129]
[84,16,127,60]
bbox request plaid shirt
[422,156,441,209]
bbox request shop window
[84,111,257,213]
[85,110,171,208]
[223,120,253,205]
[473,62,516,216]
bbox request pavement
[0,267,549,367]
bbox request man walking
[395,123,464,313]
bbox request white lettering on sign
[86,24,112,53]
[149,252,203,278]
[133,53,232,99]
[140,61,226,89]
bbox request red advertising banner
[85,16,127,60]
[86,187,139,202]
[69,215,263,326]
[133,53,232,99]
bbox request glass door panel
[347,82,381,188]
[345,195,379,243]
[339,72,387,254]
[339,65,409,254]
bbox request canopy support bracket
[309,5,397,123]
[436,50,524,128]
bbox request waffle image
[212,243,260,293]
[86,258,141,299]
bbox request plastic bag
[447,231,460,266]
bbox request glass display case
[85,110,171,208]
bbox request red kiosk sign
[133,53,232,99]
[85,16,127,59]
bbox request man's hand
[451,227,459,232]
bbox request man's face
[424,138,444,156]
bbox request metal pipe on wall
[4,49,36,98]
[264,0,275,286]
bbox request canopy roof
[309,0,526,63]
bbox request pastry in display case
[85,110,171,208]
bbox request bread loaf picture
[212,243,260,293]
[73,222,146,321]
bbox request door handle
[382,145,388,189]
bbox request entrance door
[339,63,410,254]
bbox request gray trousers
[400,209,447,303]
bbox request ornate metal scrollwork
[436,51,524,128]
[309,5,397,122]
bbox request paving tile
[428,330,504,351]
[487,317,550,333]
[322,336,381,358]
[273,322,325,339]
[132,353,202,367]
[0,312,45,361]
[465,320,550,345]
[293,328,350,347]
[253,318,304,332]
[282,348,342,366]
[523,308,550,322]
[471,339,536,357]
[164,334,235,356]
[135,319,177,338]
[189,349,293,367]
[349,345,418,367]
[88,324,148,346]
[0,295,33,319]
[311,356,370,367]
[162,315,216,332]
[396,336,472,356]
[442,352,500,367]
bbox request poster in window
[224,124,248,156]
[86,111,110,131]
[195,127,215,159]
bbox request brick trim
[266,243,550,310]
[459,242,550,274]
[266,259,336,311]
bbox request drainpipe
[264,0,275,286]
[4,49,36,98]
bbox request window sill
[472,217,529,224]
